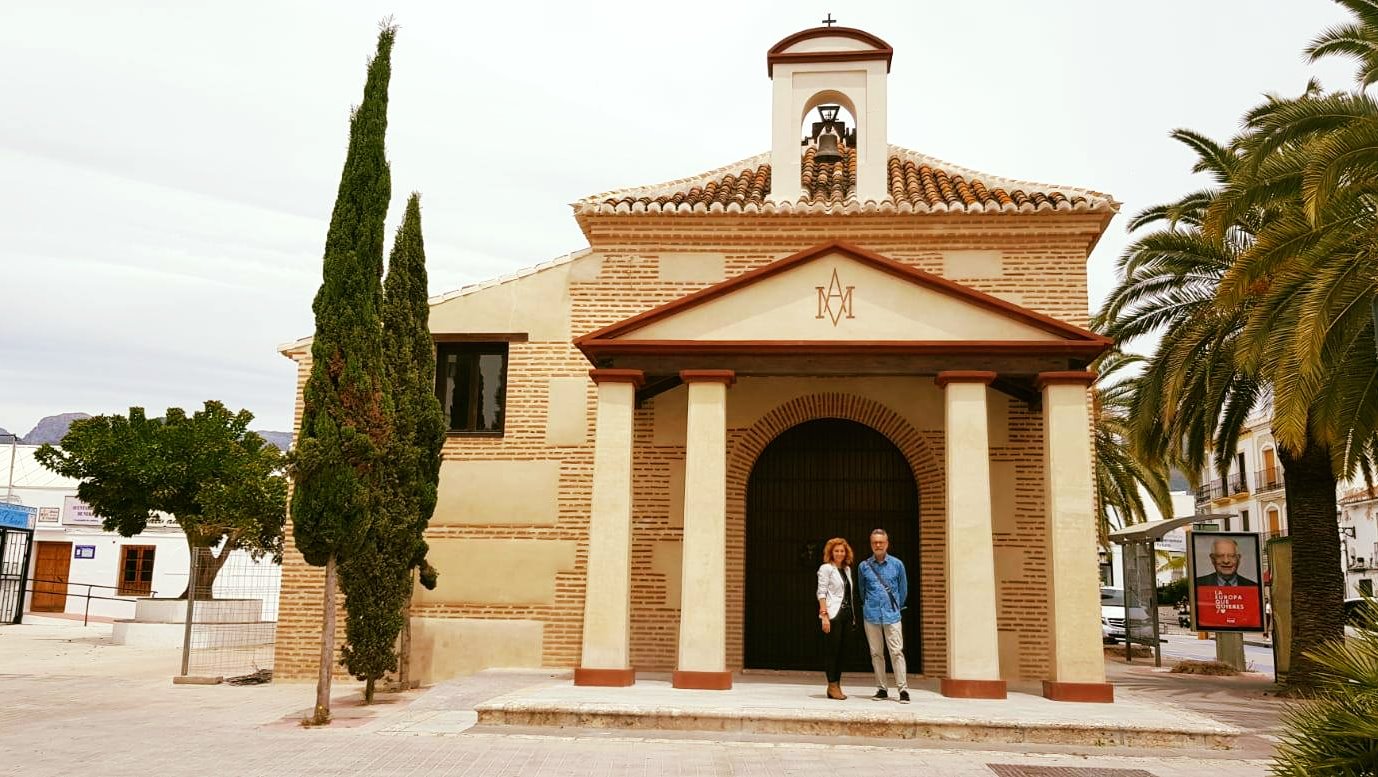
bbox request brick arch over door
[723,392,948,676]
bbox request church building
[279,24,1118,703]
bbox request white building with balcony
[1339,487,1378,599]
[1193,396,1289,543]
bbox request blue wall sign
[75,545,96,559]
[0,502,37,531]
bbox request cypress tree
[290,22,396,726]
[339,193,445,702]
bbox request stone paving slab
[475,676,1240,749]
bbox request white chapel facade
[279,25,1120,702]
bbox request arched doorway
[744,418,921,672]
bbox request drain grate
[987,767,1156,777]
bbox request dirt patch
[1170,659,1240,676]
[1102,644,1152,660]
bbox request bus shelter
[1108,513,1234,667]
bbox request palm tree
[1093,128,1360,689]
[1092,350,1174,545]
[1093,130,1260,488]
[1309,0,1378,88]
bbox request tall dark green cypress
[339,193,444,702]
[290,22,396,725]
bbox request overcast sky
[0,1,1357,435]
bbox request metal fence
[177,547,280,684]
[0,527,33,623]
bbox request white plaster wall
[25,531,281,622]
[1340,498,1378,598]
[770,55,887,203]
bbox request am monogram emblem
[815,268,855,326]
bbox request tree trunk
[312,553,336,725]
[397,569,414,689]
[177,535,232,600]
[364,676,375,705]
[1278,440,1345,692]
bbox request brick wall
[273,212,1097,681]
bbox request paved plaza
[0,619,1282,777]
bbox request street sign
[74,545,95,559]
[0,502,37,531]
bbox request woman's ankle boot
[827,682,847,700]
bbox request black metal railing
[1228,472,1249,494]
[1256,471,1285,493]
[24,577,154,626]
[1196,479,1226,503]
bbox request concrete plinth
[474,676,1239,749]
[112,598,271,648]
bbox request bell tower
[767,23,892,205]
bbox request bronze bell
[815,129,843,164]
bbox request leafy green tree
[290,22,396,725]
[1091,349,1174,544]
[35,403,285,597]
[339,193,445,702]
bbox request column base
[1042,680,1114,703]
[574,667,636,686]
[940,678,1007,699]
[672,670,733,690]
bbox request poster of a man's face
[1189,532,1264,631]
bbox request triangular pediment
[575,242,1110,357]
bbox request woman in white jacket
[816,537,858,700]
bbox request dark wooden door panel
[745,419,921,672]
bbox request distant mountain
[0,427,11,441]
[23,413,92,445]
[256,431,293,452]
[5,413,291,451]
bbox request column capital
[679,369,735,387]
[1035,370,1096,391]
[589,368,645,387]
[934,370,996,389]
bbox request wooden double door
[744,418,921,672]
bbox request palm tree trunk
[312,553,337,725]
[1277,440,1345,692]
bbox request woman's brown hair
[822,537,854,566]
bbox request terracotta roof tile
[578,145,1115,216]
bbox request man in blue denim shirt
[859,528,909,703]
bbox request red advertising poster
[1196,585,1263,629]
[1189,531,1265,632]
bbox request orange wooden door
[31,542,72,612]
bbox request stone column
[935,371,1006,699]
[574,368,643,686]
[1038,370,1113,702]
[673,370,734,690]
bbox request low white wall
[26,530,280,621]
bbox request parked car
[1100,587,1153,644]
[1101,587,1127,643]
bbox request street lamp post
[1,433,18,504]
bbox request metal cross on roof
[821,13,837,27]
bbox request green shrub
[1272,597,1378,775]
[1157,578,1188,605]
